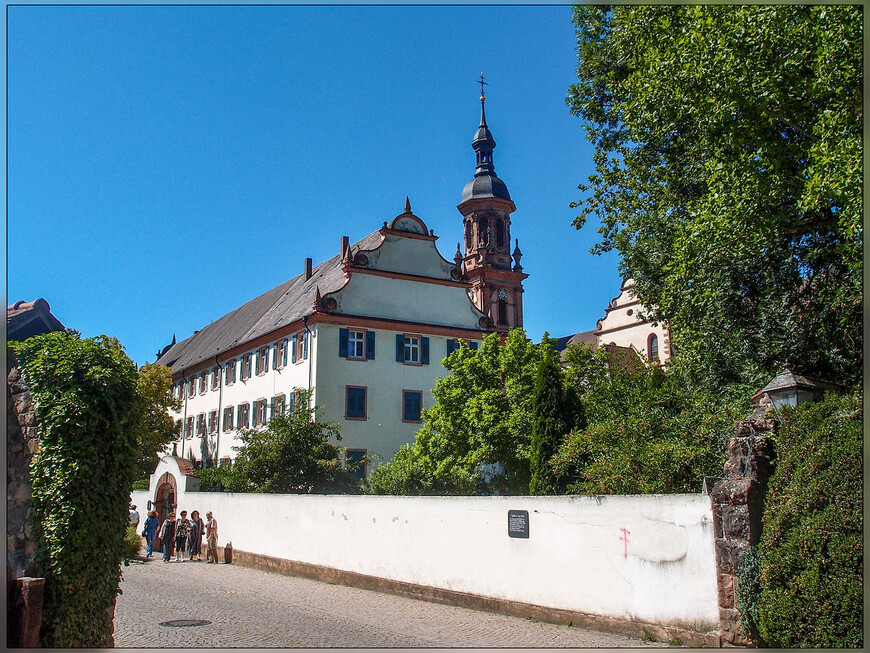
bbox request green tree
[365,331,544,495]
[135,363,181,478]
[757,390,863,647]
[12,331,141,647]
[229,389,359,493]
[568,5,862,389]
[552,343,738,494]
[528,341,583,495]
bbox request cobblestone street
[114,556,664,647]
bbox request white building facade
[156,94,526,477]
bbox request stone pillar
[710,408,775,647]
[7,576,45,648]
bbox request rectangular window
[220,456,231,468]
[209,410,217,434]
[258,347,268,375]
[226,359,236,385]
[237,402,250,428]
[200,373,208,394]
[274,393,286,417]
[281,338,289,367]
[223,406,234,432]
[252,398,267,426]
[188,379,195,398]
[346,449,367,481]
[294,330,309,363]
[186,416,194,438]
[197,413,206,437]
[273,342,280,370]
[348,329,365,358]
[396,334,429,364]
[402,390,423,422]
[244,353,252,380]
[212,365,220,390]
[175,419,182,436]
[345,386,367,420]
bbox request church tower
[456,82,527,332]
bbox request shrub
[131,478,150,491]
[735,544,761,641]
[757,390,863,647]
[196,465,236,493]
[364,444,478,496]
[121,525,142,562]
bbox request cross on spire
[477,72,488,99]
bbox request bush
[121,525,142,562]
[131,478,150,491]
[364,445,478,496]
[196,465,236,492]
[735,545,761,641]
[757,390,863,647]
[12,331,141,647]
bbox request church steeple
[457,77,527,333]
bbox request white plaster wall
[139,489,720,632]
[331,274,484,328]
[597,282,670,362]
[364,234,456,279]
[314,323,467,464]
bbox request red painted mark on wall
[619,528,631,559]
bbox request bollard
[224,541,233,564]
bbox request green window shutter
[396,334,404,361]
[270,397,276,420]
[470,341,479,350]
[303,331,309,359]
[282,338,289,366]
[366,330,376,360]
[339,328,349,357]
[237,404,243,428]
[447,339,455,355]
[291,334,298,363]
[421,337,430,365]
[288,391,295,415]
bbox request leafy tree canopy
[552,343,740,494]
[568,5,862,389]
[135,363,181,478]
[229,389,359,494]
[366,330,546,495]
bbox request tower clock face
[498,288,508,300]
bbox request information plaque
[507,509,529,538]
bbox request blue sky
[8,4,621,366]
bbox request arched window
[496,219,505,249]
[478,217,489,245]
[648,334,659,361]
[465,221,473,249]
[498,299,508,325]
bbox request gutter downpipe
[214,353,222,466]
[303,315,315,409]
[180,369,188,460]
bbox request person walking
[175,510,192,562]
[206,511,218,564]
[142,510,159,558]
[159,513,176,563]
[187,510,205,561]
[129,504,140,528]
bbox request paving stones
[114,558,665,648]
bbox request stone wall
[7,351,45,647]
[7,351,39,578]
[710,409,775,647]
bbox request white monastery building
[557,277,672,365]
[156,93,527,477]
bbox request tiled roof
[7,298,65,341]
[555,330,598,359]
[156,230,384,373]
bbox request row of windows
[174,331,310,399]
[174,329,478,401]
[177,387,425,437]
[345,386,424,423]
[338,329,478,363]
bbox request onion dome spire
[461,74,512,204]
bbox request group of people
[133,505,219,563]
